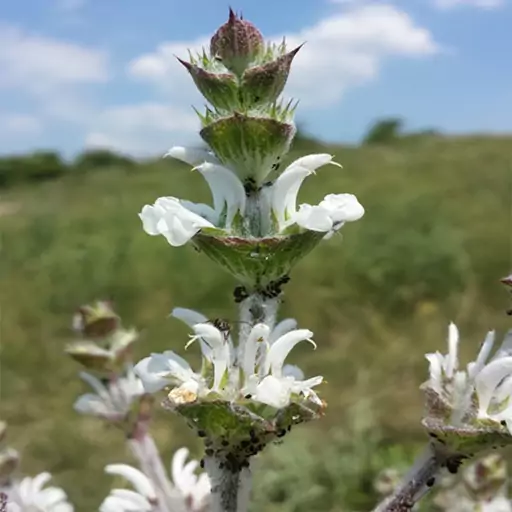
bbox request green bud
[177,59,239,112]
[240,45,302,108]
[192,231,324,287]
[210,8,264,76]
[73,300,120,339]
[200,113,295,185]
[65,329,137,373]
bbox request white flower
[270,154,364,234]
[99,464,157,512]
[100,450,211,512]
[73,366,145,421]
[171,448,211,512]
[139,197,216,247]
[424,325,512,431]
[134,351,202,395]
[135,307,323,410]
[140,147,246,246]
[4,472,73,512]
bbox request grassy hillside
[1,135,511,510]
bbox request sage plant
[135,9,363,512]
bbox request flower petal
[294,204,333,232]
[171,307,208,327]
[264,329,316,377]
[253,375,292,409]
[467,330,495,379]
[425,352,444,395]
[188,323,225,351]
[195,163,246,228]
[475,357,512,416]
[105,464,156,500]
[270,319,298,344]
[242,324,271,379]
[445,322,459,378]
[282,364,305,381]
[493,330,512,361]
[139,197,214,247]
[165,146,220,166]
[171,308,212,360]
[78,372,110,401]
[139,204,164,236]
[319,193,365,223]
[73,394,114,418]
[134,352,195,393]
[271,166,313,229]
[171,447,197,497]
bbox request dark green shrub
[73,149,135,172]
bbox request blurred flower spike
[66,301,137,373]
[422,323,512,459]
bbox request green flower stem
[374,444,444,512]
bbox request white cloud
[0,24,109,95]
[433,0,504,8]
[0,113,42,134]
[85,102,199,156]
[128,4,439,109]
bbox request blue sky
[0,0,510,157]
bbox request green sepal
[192,231,325,287]
[240,46,302,109]
[199,113,295,185]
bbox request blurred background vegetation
[1,119,511,511]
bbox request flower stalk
[374,445,444,512]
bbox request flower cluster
[135,307,322,410]
[0,422,73,512]
[140,148,364,245]
[100,448,210,512]
[136,9,364,289]
[66,301,137,373]
[134,308,324,461]
[422,323,512,456]
[65,302,212,512]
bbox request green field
[1,135,511,511]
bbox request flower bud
[240,46,302,108]
[65,329,137,372]
[210,8,263,76]
[73,300,120,339]
[177,59,239,112]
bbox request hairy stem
[374,444,443,512]
[129,431,182,512]
[204,456,252,512]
